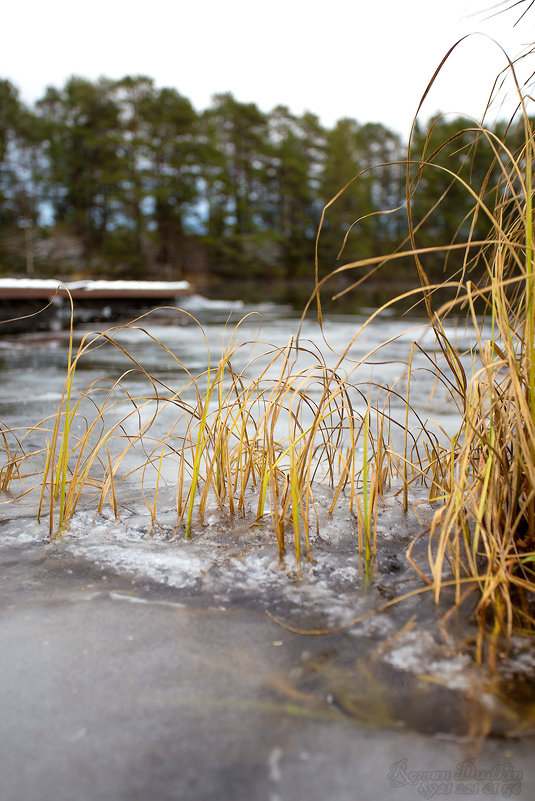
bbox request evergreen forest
[0,74,525,300]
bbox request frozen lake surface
[1,295,535,799]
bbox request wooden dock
[0,279,195,332]
[0,279,193,301]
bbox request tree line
[0,74,523,293]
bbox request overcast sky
[2,0,533,137]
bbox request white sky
[2,0,533,137]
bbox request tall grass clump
[418,110,535,658]
[404,46,535,662]
[319,41,535,657]
[301,20,535,656]
[0,303,389,571]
